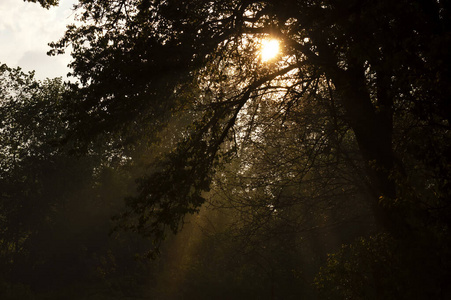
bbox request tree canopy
[49,0,451,240]
[3,0,451,298]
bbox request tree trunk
[329,65,407,235]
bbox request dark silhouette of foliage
[50,0,451,245]
[2,0,451,297]
[25,0,59,9]
[0,63,153,298]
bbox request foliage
[2,0,451,297]
[48,0,451,244]
[0,63,152,297]
[25,0,59,9]
[315,232,451,299]
[0,64,68,270]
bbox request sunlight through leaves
[260,39,280,62]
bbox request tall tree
[49,0,451,253]
[0,63,156,297]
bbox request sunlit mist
[260,39,280,62]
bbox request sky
[0,0,77,80]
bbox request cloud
[17,49,70,79]
[0,0,76,80]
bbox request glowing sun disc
[261,39,280,62]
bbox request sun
[260,39,280,62]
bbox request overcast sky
[0,0,77,80]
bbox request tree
[25,0,59,9]
[0,64,91,286]
[50,0,451,245]
[0,65,65,269]
[0,62,157,297]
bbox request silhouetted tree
[41,0,451,297]
[49,0,451,242]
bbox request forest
[1,0,450,299]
